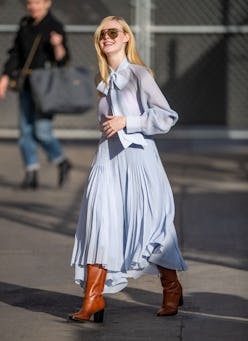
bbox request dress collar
[97,58,130,95]
[109,57,130,74]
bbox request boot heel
[179,295,184,306]
[94,309,104,323]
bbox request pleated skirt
[71,135,187,293]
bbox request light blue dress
[71,58,187,294]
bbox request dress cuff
[126,116,142,133]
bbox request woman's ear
[123,33,130,43]
[45,0,52,10]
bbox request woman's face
[99,20,129,57]
[26,0,51,21]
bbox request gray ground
[0,138,247,340]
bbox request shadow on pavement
[1,281,247,321]
[0,281,79,319]
[1,279,247,340]
[0,200,77,236]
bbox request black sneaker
[21,170,39,189]
[58,159,72,187]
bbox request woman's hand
[50,31,63,47]
[50,31,66,61]
[101,115,126,138]
[0,75,9,99]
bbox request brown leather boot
[68,264,107,323]
[157,266,183,316]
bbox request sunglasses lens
[108,29,118,39]
[100,29,119,40]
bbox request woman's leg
[69,264,107,323]
[18,90,39,188]
[34,118,72,187]
[157,266,183,316]
[34,118,63,163]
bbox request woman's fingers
[101,116,126,137]
[102,124,115,137]
[50,31,63,47]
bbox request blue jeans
[19,90,63,170]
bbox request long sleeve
[2,21,23,77]
[126,67,178,135]
[50,19,70,66]
[97,60,178,149]
[2,13,70,77]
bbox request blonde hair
[94,16,152,84]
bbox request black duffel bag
[29,66,94,115]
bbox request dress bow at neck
[97,71,129,95]
[96,57,130,95]
[96,58,147,149]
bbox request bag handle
[21,34,42,75]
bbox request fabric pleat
[71,136,187,294]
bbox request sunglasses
[99,28,124,40]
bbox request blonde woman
[69,16,187,323]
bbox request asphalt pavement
[0,138,247,341]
